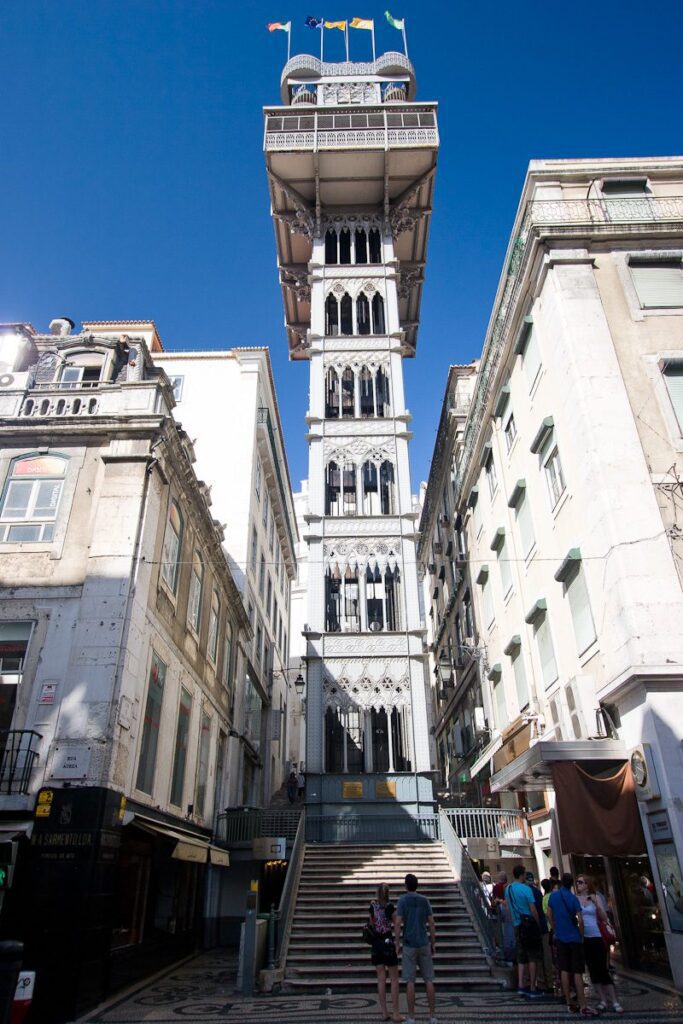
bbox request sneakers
[518,986,531,996]
[579,1008,600,1018]
[611,1004,624,1014]
[594,1002,608,1012]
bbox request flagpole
[402,21,408,58]
[287,25,291,61]
[345,23,349,62]
[371,22,376,62]
[320,24,324,61]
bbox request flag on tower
[267,21,290,32]
[385,11,404,30]
[324,20,346,30]
[350,17,373,30]
[305,15,323,29]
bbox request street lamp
[294,673,305,697]
[436,648,454,689]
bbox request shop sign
[648,810,673,844]
[38,683,58,705]
[493,722,531,773]
[253,837,286,859]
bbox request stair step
[287,948,484,961]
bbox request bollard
[242,908,257,997]
[0,943,23,1024]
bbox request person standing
[368,883,401,1023]
[505,864,542,996]
[576,875,623,1013]
[286,771,297,805]
[296,768,305,802]
[547,872,599,1017]
[394,873,437,1024]
[526,871,551,994]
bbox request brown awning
[552,761,646,856]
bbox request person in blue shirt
[505,864,541,995]
[394,873,437,1024]
[547,872,598,1017]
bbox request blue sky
[1,1,681,489]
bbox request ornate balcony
[280,52,416,103]
[526,194,683,227]
[264,106,438,153]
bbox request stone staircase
[283,842,497,992]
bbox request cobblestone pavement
[77,950,683,1024]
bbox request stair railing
[438,807,497,964]
[275,809,306,970]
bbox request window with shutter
[497,537,513,596]
[566,566,597,655]
[630,260,683,308]
[511,648,529,711]
[535,614,559,689]
[493,676,507,727]
[515,494,535,558]
[663,362,683,433]
[522,327,542,390]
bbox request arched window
[325,367,340,417]
[161,499,184,594]
[325,461,341,516]
[339,228,351,264]
[325,294,339,336]
[372,293,386,334]
[359,366,374,417]
[357,293,371,335]
[188,550,204,634]
[342,463,357,516]
[325,568,341,631]
[0,453,68,543]
[366,566,384,631]
[325,228,338,264]
[354,228,367,264]
[340,293,353,335]
[380,461,395,515]
[343,566,360,631]
[362,461,380,515]
[341,367,354,417]
[376,368,391,417]
[369,228,382,263]
[385,566,401,630]
[60,351,105,388]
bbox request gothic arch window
[362,461,379,515]
[343,566,360,630]
[372,293,386,334]
[369,228,382,263]
[380,461,395,515]
[359,366,374,417]
[325,565,359,632]
[354,228,368,264]
[340,293,353,335]
[325,228,338,264]
[325,367,340,417]
[357,293,371,335]
[341,367,354,417]
[342,462,357,516]
[385,566,401,631]
[366,565,384,631]
[325,294,339,336]
[325,567,341,631]
[339,228,351,264]
[376,367,391,417]
[325,460,341,516]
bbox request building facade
[264,53,439,811]
[421,159,683,987]
[0,318,251,1019]
[151,347,300,803]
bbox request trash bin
[0,943,23,1024]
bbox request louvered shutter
[567,567,596,655]
[536,615,559,689]
[630,261,683,308]
[664,363,683,433]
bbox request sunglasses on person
[576,879,587,886]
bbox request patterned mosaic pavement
[77,950,683,1024]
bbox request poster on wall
[653,842,683,933]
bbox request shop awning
[125,813,229,867]
[490,738,627,792]
[470,734,504,779]
[552,760,645,856]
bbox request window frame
[207,589,221,665]
[160,498,184,596]
[544,445,566,509]
[187,550,204,635]
[0,453,69,544]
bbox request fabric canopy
[552,760,645,856]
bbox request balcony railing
[305,813,441,844]
[0,730,42,795]
[443,806,530,842]
[280,52,416,102]
[527,194,683,226]
[264,108,438,153]
[215,808,302,844]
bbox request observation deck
[264,55,439,359]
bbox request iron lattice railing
[443,806,530,841]
[0,730,42,795]
[305,813,441,844]
[438,808,497,963]
[215,808,302,844]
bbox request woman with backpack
[368,883,401,1022]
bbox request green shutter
[567,568,597,655]
[664,363,683,432]
[630,261,683,308]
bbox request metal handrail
[305,813,441,844]
[275,810,306,969]
[215,808,302,844]
[0,730,42,794]
[438,807,497,963]
[443,806,530,841]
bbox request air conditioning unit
[562,675,597,740]
[474,706,487,735]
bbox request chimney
[49,317,75,337]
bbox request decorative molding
[324,634,409,657]
[323,518,401,537]
[280,267,311,302]
[323,658,412,710]
[324,278,385,300]
[324,537,401,574]
[323,351,390,371]
[323,435,395,461]
[320,82,380,107]
[323,418,397,436]
[323,338,394,354]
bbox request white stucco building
[151,347,301,801]
[421,159,683,987]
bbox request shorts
[557,940,585,976]
[514,924,543,965]
[371,934,398,967]
[402,943,435,983]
